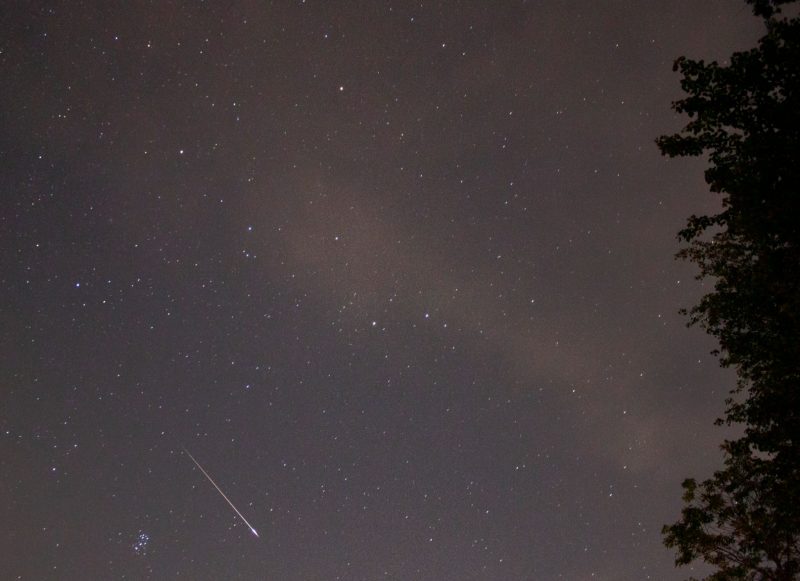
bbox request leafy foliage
[664,443,800,580]
[658,1,800,578]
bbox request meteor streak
[182,447,260,538]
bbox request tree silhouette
[658,0,800,578]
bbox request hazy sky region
[1,2,765,579]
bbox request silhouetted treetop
[658,1,800,579]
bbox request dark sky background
[1,2,766,579]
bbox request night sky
[1,2,766,579]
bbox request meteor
[182,446,260,538]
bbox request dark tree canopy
[658,0,800,579]
[746,0,797,18]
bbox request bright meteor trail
[182,447,260,538]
